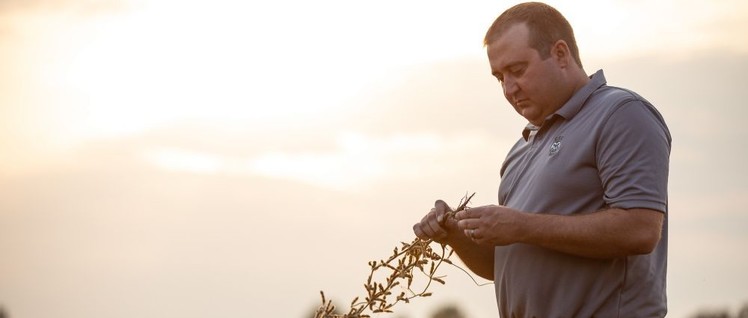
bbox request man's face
[487,23,565,126]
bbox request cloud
[246,131,504,191]
[127,128,506,194]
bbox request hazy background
[1,0,747,317]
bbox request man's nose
[502,77,519,98]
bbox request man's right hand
[413,199,457,244]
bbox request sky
[1,0,747,317]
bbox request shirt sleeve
[596,98,672,213]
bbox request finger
[413,223,428,240]
[472,228,481,239]
[413,211,434,239]
[415,210,447,239]
[434,199,452,212]
[464,228,480,241]
[428,207,437,223]
[455,206,477,220]
[434,200,452,223]
[423,216,447,238]
[456,218,476,231]
[472,229,489,245]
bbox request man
[413,2,671,317]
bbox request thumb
[434,199,453,224]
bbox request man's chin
[519,109,541,125]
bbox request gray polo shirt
[495,70,671,318]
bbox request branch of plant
[314,192,477,318]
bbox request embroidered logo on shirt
[549,136,563,156]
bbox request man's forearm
[519,208,664,259]
[448,235,495,280]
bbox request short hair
[484,2,583,68]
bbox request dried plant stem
[314,192,476,318]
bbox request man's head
[485,2,588,126]
[484,2,582,68]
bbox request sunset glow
[1,1,747,318]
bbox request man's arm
[442,230,495,280]
[413,200,495,280]
[455,206,664,259]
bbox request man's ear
[552,40,571,68]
